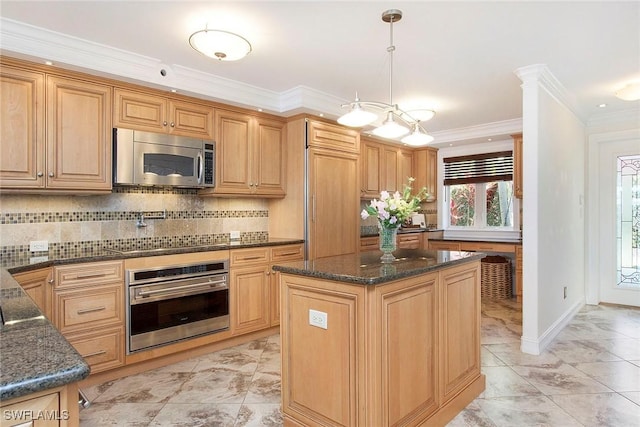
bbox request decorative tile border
[0,210,269,225]
[0,231,269,262]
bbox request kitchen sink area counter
[275,249,485,426]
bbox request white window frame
[438,140,521,241]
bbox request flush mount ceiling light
[189,27,252,61]
[338,9,435,146]
[615,82,640,101]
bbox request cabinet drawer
[54,283,123,333]
[428,241,461,251]
[270,244,304,262]
[54,260,123,289]
[67,326,125,373]
[397,234,421,249]
[230,247,270,266]
[360,236,379,252]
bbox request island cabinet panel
[279,257,484,426]
[281,276,366,427]
[373,274,439,426]
[439,261,481,403]
[0,383,79,427]
[13,267,53,320]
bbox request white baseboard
[520,298,584,355]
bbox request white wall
[517,64,586,354]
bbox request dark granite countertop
[4,237,305,273]
[272,248,484,285]
[428,237,522,245]
[0,236,303,401]
[0,269,90,401]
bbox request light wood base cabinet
[12,267,53,320]
[0,383,79,427]
[280,260,484,426]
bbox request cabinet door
[66,325,125,373]
[413,148,438,201]
[308,148,360,260]
[169,99,214,139]
[230,264,270,335]
[12,268,52,319]
[254,117,286,196]
[382,146,399,192]
[439,262,481,403]
[513,133,523,199]
[46,76,112,191]
[361,139,382,198]
[397,233,421,249]
[360,236,379,252]
[428,241,461,251]
[214,110,253,194]
[114,88,167,133]
[307,120,360,153]
[0,67,45,188]
[398,149,414,190]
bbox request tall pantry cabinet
[269,117,360,260]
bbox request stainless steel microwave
[113,128,215,188]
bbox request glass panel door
[616,155,640,288]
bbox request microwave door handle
[197,151,204,184]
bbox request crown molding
[427,118,523,146]
[515,63,586,123]
[586,106,640,131]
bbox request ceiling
[1,1,638,147]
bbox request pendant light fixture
[189,27,252,61]
[338,9,435,146]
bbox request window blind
[444,151,513,185]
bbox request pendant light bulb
[401,124,434,146]
[372,112,409,138]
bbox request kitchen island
[273,249,485,427]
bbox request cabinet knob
[163,121,168,126]
[170,122,175,127]
[48,172,54,177]
[48,278,54,285]
[37,172,43,177]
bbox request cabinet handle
[48,278,54,285]
[82,349,107,358]
[74,272,107,279]
[37,171,43,177]
[312,194,316,223]
[266,271,271,276]
[170,122,175,127]
[48,172,54,177]
[163,120,168,126]
[240,256,262,261]
[276,251,300,256]
[77,306,106,315]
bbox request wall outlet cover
[309,309,328,329]
[29,240,49,252]
[230,230,241,240]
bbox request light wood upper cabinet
[513,133,523,199]
[47,75,112,191]
[413,147,438,201]
[361,139,383,198]
[0,66,112,193]
[202,109,285,197]
[360,137,420,198]
[307,120,360,153]
[114,88,214,139]
[0,66,45,188]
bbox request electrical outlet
[563,286,567,299]
[309,309,328,329]
[230,230,240,240]
[29,240,48,252]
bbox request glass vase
[379,225,399,263]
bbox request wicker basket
[481,256,512,299]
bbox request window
[445,151,515,230]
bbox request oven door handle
[136,279,228,300]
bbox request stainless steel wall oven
[126,259,229,353]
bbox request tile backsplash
[0,187,269,253]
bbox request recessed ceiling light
[598,103,607,108]
[318,113,324,117]
[170,89,177,93]
[44,60,53,66]
[257,108,263,112]
[487,138,492,141]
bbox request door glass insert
[617,154,640,288]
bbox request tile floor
[80,300,640,426]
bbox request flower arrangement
[361,177,428,229]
